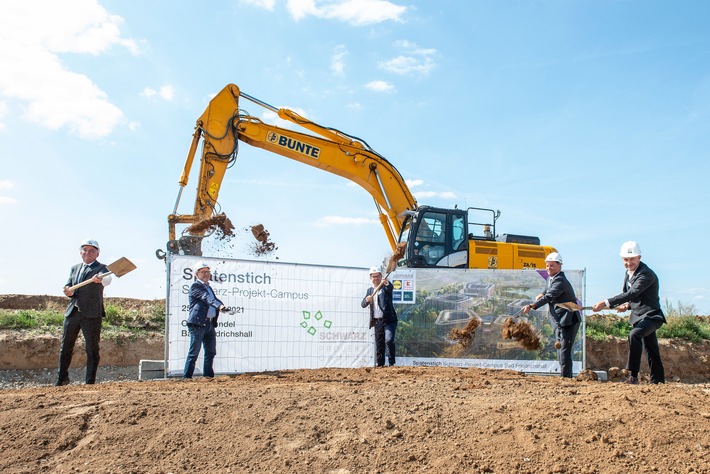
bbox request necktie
[205,283,217,319]
[78,265,88,282]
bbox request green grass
[586,314,710,342]
[0,309,64,330]
[657,316,710,342]
[1,302,708,343]
[0,301,165,339]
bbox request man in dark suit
[522,252,581,378]
[593,241,666,384]
[361,266,398,367]
[57,239,111,386]
[183,261,228,379]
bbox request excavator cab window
[412,211,447,265]
[452,215,466,251]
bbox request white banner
[166,256,585,377]
[167,255,372,376]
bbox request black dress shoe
[55,379,70,386]
[621,375,638,385]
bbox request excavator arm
[167,84,417,254]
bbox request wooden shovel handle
[67,271,113,292]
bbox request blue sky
[1,0,709,313]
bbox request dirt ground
[1,295,709,473]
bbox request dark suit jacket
[608,261,665,325]
[65,261,108,319]
[187,281,224,327]
[531,271,581,329]
[361,282,398,329]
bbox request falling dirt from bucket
[449,317,481,348]
[247,224,278,257]
[501,317,541,351]
[186,213,236,240]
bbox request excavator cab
[399,206,551,270]
[400,206,469,268]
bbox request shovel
[371,242,408,298]
[555,302,592,311]
[508,307,526,322]
[67,257,137,292]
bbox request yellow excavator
[165,84,555,269]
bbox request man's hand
[365,295,373,304]
[62,286,74,297]
[521,304,532,315]
[615,303,630,313]
[592,301,607,312]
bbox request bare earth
[1,295,709,473]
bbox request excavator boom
[168,84,416,254]
[166,83,556,270]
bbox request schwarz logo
[300,310,331,336]
[266,132,321,159]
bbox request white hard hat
[619,241,641,257]
[193,261,210,273]
[369,266,382,275]
[80,239,99,250]
[545,252,563,264]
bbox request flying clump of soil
[248,224,278,257]
[449,318,481,348]
[501,317,541,351]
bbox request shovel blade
[107,257,137,278]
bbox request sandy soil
[1,295,709,473]
[1,367,708,473]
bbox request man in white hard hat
[184,261,229,379]
[57,239,112,386]
[521,252,581,378]
[361,266,398,367]
[593,241,666,384]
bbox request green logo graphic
[300,310,332,336]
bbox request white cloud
[0,0,138,138]
[261,106,312,130]
[160,85,175,101]
[405,179,424,188]
[0,181,17,204]
[0,101,6,130]
[380,40,437,76]
[379,55,436,75]
[365,80,394,92]
[287,0,406,25]
[315,215,379,226]
[331,45,348,76]
[241,0,276,10]
[393,40,436,56]
[413,190,456,200]
[141,85,175,101]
